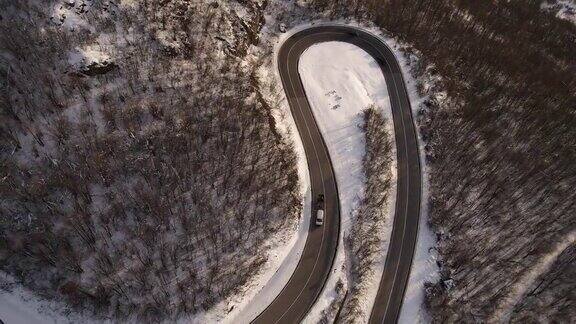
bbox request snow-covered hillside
[0,1,302,322]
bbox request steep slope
[0,0,300,321]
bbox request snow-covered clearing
[295,41,396,322]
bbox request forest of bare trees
[511,242,576,322]
[0,0,300,321]
[2,0,575,322]
[307,0,576,321]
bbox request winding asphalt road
[252,26,421,324]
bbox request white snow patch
[542,0,576,25]
[119,0,138,8]
[155,30,181,49]
[68,47,111,67]
[50,2,91,30]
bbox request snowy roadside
[387,35,439,324]
[341,24,439,324]
[331,25,439,324]
[196,79,313,323]
[194,190,311,323]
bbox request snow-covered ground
[393,42,439,324]
[542,0,576,25]
[295,41,396,322]
[0,273,101,324]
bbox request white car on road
[316,194,325,226]
[316,209,324,226]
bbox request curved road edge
[252,25,422,324]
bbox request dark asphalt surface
[252,26,421,324]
